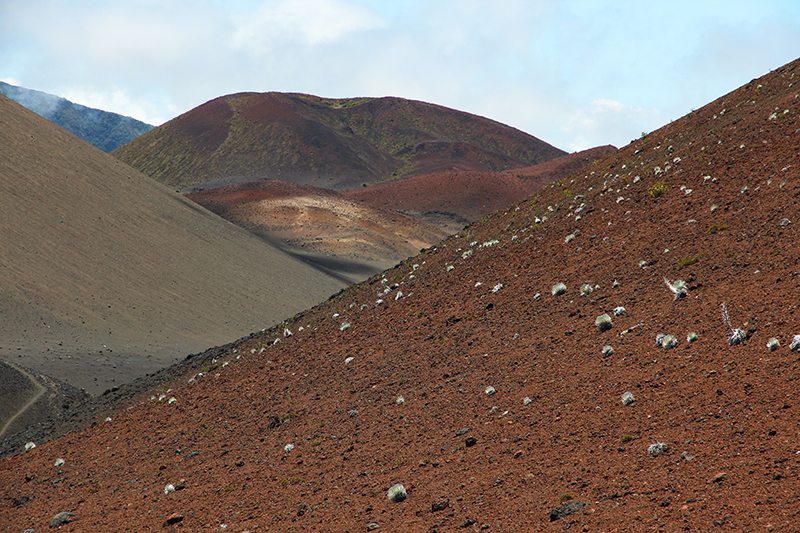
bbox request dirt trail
[0,362,44,440]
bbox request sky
[2,0,800,152]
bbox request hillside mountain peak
[112,91,567,191]
[0,81,153,152]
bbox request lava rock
[49,511,75,528]
[549,500,588,521]
[163,513,184,526]
[431,497,450,512]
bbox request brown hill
[0,93,346,399]
[4,58,800,532]
[186,179,449,284]
[111,92,567,191]
[341,145,617,229]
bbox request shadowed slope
[112,92,567,191]
[187,179,449,284]
[3,58,800,532]
[0,95,346,396]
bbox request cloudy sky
[2,0,799,151]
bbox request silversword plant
[721,302,747,345]
[789,334,800,351]
[387,483,407,503]
[648,441,668,456]
[663,277,687,300]
[767,337,781,352]
[595,314,613,332]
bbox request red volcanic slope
[111,92,567,191]
[342,145,617,223]
[4,58,800,532]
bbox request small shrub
[707,224,727,234]
[648,181,668,198]
[559,494,574,503]
[678,255,699,269]
[621,434,634,443]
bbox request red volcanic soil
[187,179,449,283]
[341,146,617,227]
[112,92,567,191]
[5,58,800,532]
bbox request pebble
[367,523,380,531]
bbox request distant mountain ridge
[0,81,154,152]
[112,92,567,191]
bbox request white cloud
[561,99,665,152]
[57,87,176,126]
[2,0,799,149]
[231,0,385,52]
